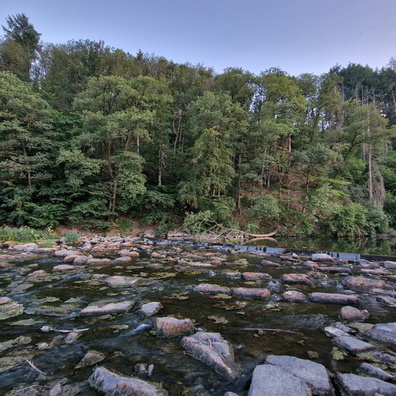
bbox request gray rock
[311,253,334,263]
[282,290,308,303]
[232,287,270,299]
[324,326,350,338]
[79,300,135,316]
[75,350,105,368]
[366,322,396,347]
[384,260,396,269]
[309,292,359,304]
[333,336,375,354]
[194,283,231,295]
[266,355,334,396]
[155,317,195,337]
[138,302,162,317]
[181,332,242,382]
[88,366,168,395]
[248,364,312,396]
[336,372,396,396]
[340,306,370,322]
[359,362,395,382]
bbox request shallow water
[1,242,396,395]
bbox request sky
[1,0,396,76]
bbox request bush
[326,203,367,237]
[64,232,79,244]
[365,204,389,235]
[247,194,281,221]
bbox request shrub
[64,232,79,244]
[326,203,367,237]
[247,194,281,221]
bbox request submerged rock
[79,300,135,316]
[181,332,242,382]
[0,298,24,320]
[75,350,105,368]
[88,366,168,395]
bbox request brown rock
[155,317,195,337]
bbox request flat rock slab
[366,322,396,347]
[181,332,242,382]
[333,336,375,354]
[359,363,395,382]
[52,264,77,272]
[54,249,80,257]
[88,366,168,396]
[336,372,396,396]
[248,364,312,396]
[106,276,154,287]
[155,317,194,337]
[242,272,271,281]
[281,273,311,285]
[194,283,231,295]
[345,277,387,292]
[384,260,396,269]
[79,300,135,316]
[233,287,270,299]
[309,292,359,304]
[319,267,352,274]
[266,355,334,396]
[311,253,334,263]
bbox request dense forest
[1,13,396,238]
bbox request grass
[0,226,58,243]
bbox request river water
[1,239,396,395]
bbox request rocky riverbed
[1,236,396,395]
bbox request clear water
[1,242,396,395]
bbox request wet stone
[52,264,76,272]
[248,364,312,396]
[79,300,135,316]
[242,272,271,281]
[233,287,270,299]
[309,292,359,305]
[333,336,375,354]
[75,350,105,368]
[194,283,231,295]
[281,273,311,285]
[336,372,396,396]
[181,331,242,382]
[345,276,388,292]
[311,253,334,263]
[155,317,195,337]
[366,322,396,347]
[282,290,307,303]
[0,299,24,320]
[88,366,168,396]
[384,260,396,269]
[138,302,162,317]
[266,355,334,396]
[340,306,369,322]
[359,362,395,382]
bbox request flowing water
[1,240,396,395]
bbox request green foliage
[63,232,79,244]
[365,204,389,235]
[247,195,281,221]
[326,202,367,237]
[0,226,57,242]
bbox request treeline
[1,13,396,237]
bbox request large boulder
[88,366,168,395]
[266,355,334,396]
[181,332,242,382]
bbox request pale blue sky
[2,0,396,76]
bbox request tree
[0,14,40,81]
